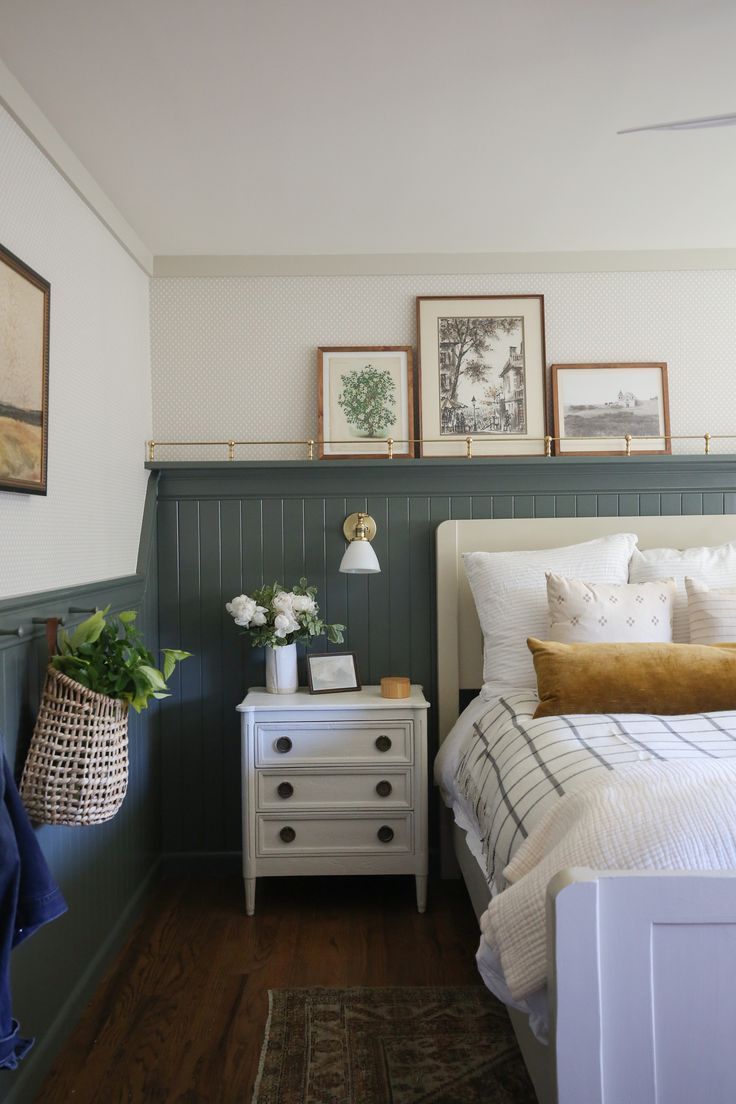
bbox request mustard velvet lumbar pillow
[527,637,736,718]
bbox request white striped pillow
[463,533,637,694]
[629,541,736,642]
[686,578,736,643]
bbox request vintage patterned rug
[252,986,537,1103]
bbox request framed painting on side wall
[0,244,50,494]
[318,346,414,458]
[416,295,547,456]
[551,363,671,455]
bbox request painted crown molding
[153,249,736,278]
[0,58,153,275]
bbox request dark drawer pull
[279,826,296,843]
[375,780,393,798]
[375,735,392,752]
[377,825,394,843]
[277,782,294,799]
[276,736,293,754]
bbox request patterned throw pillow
[686,577,736,644]
[546,573,676,644]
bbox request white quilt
[480,757,736,1000]
[436,693,736,1007]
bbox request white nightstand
[237,685,429,915]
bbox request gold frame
[0,243,50,495]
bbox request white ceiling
[1,0,735,257]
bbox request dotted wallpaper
[151,269,736,460]
[0,107,152,599]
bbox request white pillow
[629,541,736,642]
[463,533,637,694]
[686,577,736,644]
[546,573,675,644]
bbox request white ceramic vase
[265,642,298,694]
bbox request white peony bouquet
[226,578,344,648]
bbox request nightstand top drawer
[238,684,429,712]
[255,720,413,766]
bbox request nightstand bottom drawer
[256,813,412,856]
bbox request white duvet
[482,756,736,1000]
[436,692,736,1008]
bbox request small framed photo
[306,651,361,694]
[551,362,671,456]
[318,346,414,458]
[416,295,547,456]
[0,243,50,494]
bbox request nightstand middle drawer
[256,768,412,810]
[255,720,413,765]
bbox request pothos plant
[338,365,396,437]
[226,578,344,649]
[51,607,191,713]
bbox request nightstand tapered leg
[245,877,256,916]
[415,874,427,914]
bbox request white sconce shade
[339,539,381,574]
[339,511,381,574]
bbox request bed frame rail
[550,868,736,1104]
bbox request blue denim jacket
[0,751,67,1070]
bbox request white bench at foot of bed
[551,868,736,1104]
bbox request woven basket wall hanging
[20,665,129,826]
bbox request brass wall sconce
[339,512,381,574]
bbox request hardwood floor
[35,873,484,1103]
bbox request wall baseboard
[2,860,160,1104]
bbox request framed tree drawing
[318,346,414,458]
[551,363,671,455]
[416,295,547,456]
[0,244,50,494]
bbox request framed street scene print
[416,295,546,456]
[551,362,671,455]
[0,244,50,494]
[318,346,414,458]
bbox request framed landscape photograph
[0,244,50,494]
[318,346,414,458]
[307,651,361,694]
[552,363,671,456]
[416,295,547,456]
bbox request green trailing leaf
[137,665,169,691]
[162,648,193,681]
[49,609,191,714]
[69,607,108,650]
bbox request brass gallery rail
[147,433,727,461]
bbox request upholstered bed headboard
[436,515,736,744]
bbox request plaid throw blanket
[482,756,736,999]
[456,692,736,895]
